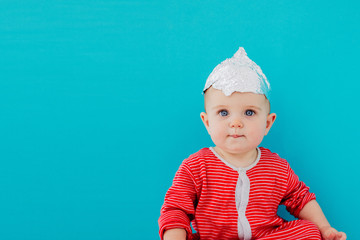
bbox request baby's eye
[245,110,255,116]
[219,110,229,117]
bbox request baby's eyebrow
[247,105,262,111]
[212,105,262,111]
[212,105,228,110]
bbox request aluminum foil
[203,47,270,99]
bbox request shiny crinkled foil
[203,47,270,99]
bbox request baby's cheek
[250,129,266,143]
[210,128,226,143]
[211,130,223,141]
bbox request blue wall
[0,1,358,239]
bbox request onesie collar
[209,147,261,172]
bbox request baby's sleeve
[280,163,316,218]
[158,161,198,240]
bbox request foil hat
[203,47,270,99]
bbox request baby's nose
[230,119,243,128]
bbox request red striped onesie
[159,147,322,240]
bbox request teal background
[0,0,358,239]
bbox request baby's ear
[265,113,276,135]
[200,112,209,129]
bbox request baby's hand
[319,226,347,240]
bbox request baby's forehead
[205,87,266,100]
[204,87,270,111]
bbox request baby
[158,47,346,240]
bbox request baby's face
[200,87,276,156]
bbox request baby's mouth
[230,134,244,138]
